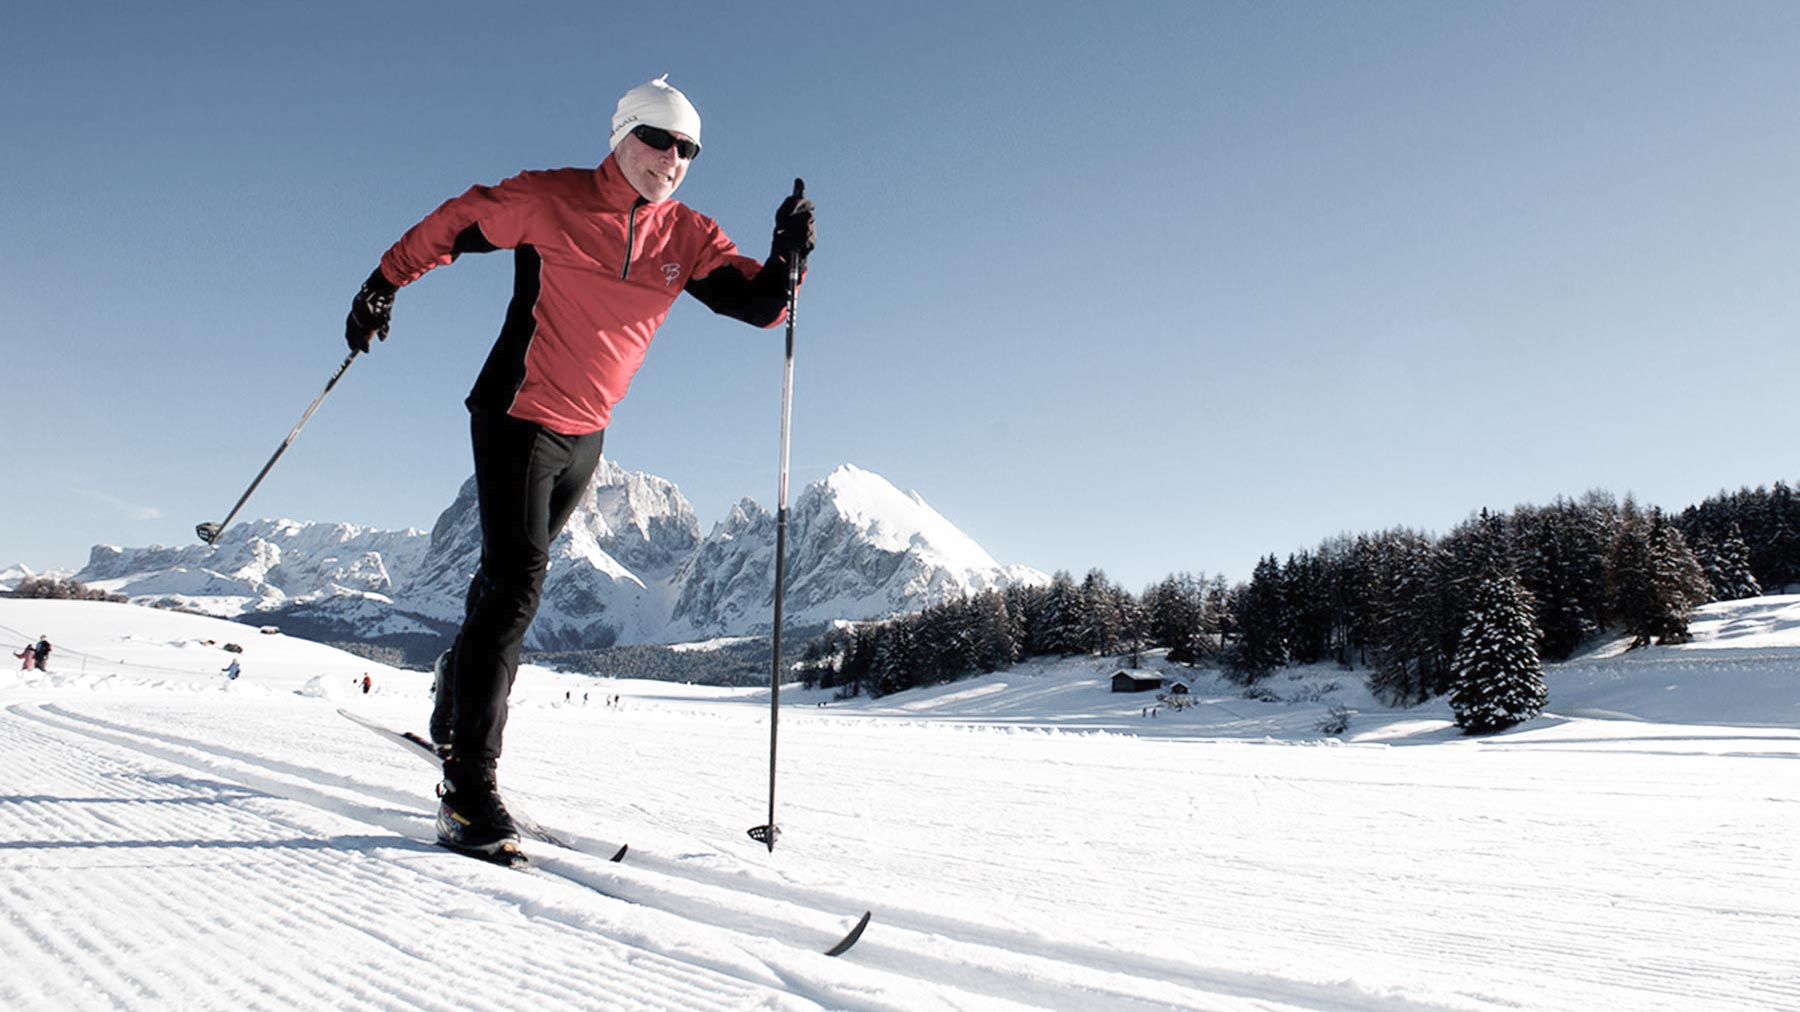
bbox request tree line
[798,481,1799,733]
[7,576,127,602]
[533,638,785,687]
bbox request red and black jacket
[379,155,794,435]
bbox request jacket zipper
[621,198,646,280]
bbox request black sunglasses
[632,125,700,160]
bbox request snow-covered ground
[1,596,1796,1011]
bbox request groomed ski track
[0,697,1450,1012]
[1,590,1796,1012]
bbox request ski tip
[824,910,872,957]
[609,843,629,863]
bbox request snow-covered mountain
[79,520,432,616]
[390,459,703,650]
[75,520,444,654]
[668,464,1048,640]
[0,563,39,593]
[73,462,1047,657]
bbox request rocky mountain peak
[76,462,1045,658]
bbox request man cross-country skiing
[344,76,815,860]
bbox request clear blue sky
[4,1,1797,593]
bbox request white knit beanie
[610,75,702,153]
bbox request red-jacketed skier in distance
[342,76,815,862]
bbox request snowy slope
[1,595,1796,1011]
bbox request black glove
[345,267,398,354]
[771,179,815,263]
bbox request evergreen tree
[1449,573,1548,734]
[1225,555,1288,681]
[1119,593,1150,667]
[1701,524,1762,601]
[1677,481,1800,593]
[1143,572,1223,664]
[1367,530,1453,705]
[798,637,830,690]
[913,601,970,682]
[1650,510,1709,641]
[1144,575,1195,661]
[1444,509,1512,598]
[970,590,1022,672]
[1282,550,1332,665]
[1037,571,1082,656]
[1203,578,1232,660]
[1076,569,1125,656]
[1611,504,1708,647]
[1516,496,1616,661]
[1006,584,1051,658]
[1610,501,1656,645]
[869,620,920,697]
[1327,535,1378,667]
[1771,482,1800,590]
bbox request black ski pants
[448,407,605,768]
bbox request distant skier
[32,636,51,672]
[15,642,34,670]
[222,659,241,681]
[361,674,372,695]
[342,75,815,860]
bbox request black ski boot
[428,648,454,748]
[436,759,520,862]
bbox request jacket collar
[595,155,657,212]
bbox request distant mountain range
[72,463,1046,661]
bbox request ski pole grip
[791,178,807,271]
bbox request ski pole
[195,349,359,545]
[750,178,805,852]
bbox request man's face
[615,127,694,203]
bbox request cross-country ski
[339,706,870,955]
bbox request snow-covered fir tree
[1143,574,1204,662]
[1368,531,1454,705]
[1450,572,1548,734]
[1514,495,1617,661]
[1677,481,1800,592]
[1612,504,1709,648]
[1076,569,1125,655]
[1695,524,1761,603]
